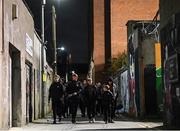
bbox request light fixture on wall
[12,4,18,20]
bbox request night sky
[24,0,90,66]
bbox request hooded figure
[84,78,97,123]
[49,75,64,124]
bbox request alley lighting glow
[42,0,46,5]
[57,47,65,51]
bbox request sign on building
[26,33,33,56]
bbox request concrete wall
[142,37,156,65]
[0,0,3,128]
[34,32,52,119]
[44,66,53,115]
[160,0,180,29]
[0,0,34,129]
[33,32,41,120]
[160,0,180,127]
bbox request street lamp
[41,0,62,118]
[57,46,65,51]
[41,0,46,118]
[57,46,69,81]
[52,5,57,74]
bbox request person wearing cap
[48,75,64,124]
[107,77,118,123]
[66,72,82,124]
[84,78,97,123]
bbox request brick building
[93,0,159,81]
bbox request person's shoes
[105,121,108,124]
[89,119,92,123]
[109,119,114,123]
[53,121,56,124]
[92,118,95,123]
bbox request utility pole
[41,0,46,117]
[52,5,57,75]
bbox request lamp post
[57,47,69,81]
[52,4,57,75]
[41,0,46,118]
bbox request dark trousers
[64,97,70,117]
[87,101,96,119]
[96,99,103,115]
[79,97,85,116]
[103,105,112,122]
[111,100,115,119]
[52,100,62,121]
[69,96,79,121]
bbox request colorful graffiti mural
[164,59,173,125]
[129,55,137,117]
[120,70,129,113]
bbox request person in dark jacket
[48,75,64,124]
[66,72,81,124]
[107,77,118,122]
[84,78,97,123]
[102,85,113,124]
[79,79,87,117]
[96,82,103,116]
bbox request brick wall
[111,0,159,57]
[93,0,105,72]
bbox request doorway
[25,63,33,123]
[9,44,21,127]
[144,64,158,116]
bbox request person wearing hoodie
[84,78,97,123]
[48,75,64,124]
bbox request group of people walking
[48,72,118,124]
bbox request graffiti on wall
[129,55,137,117]
[120,70,129,113]
[164,59,173,124]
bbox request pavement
[8,114,163,131]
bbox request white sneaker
[92,118,95,123]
